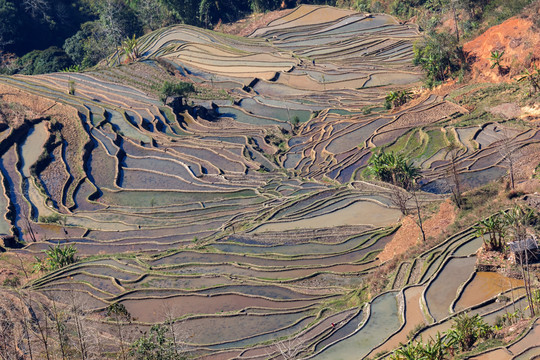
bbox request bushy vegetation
[367,150,420,190]
[130,325,187,360]
[0,0,337,74]
[160,81,195,102]
[385,90,412,109]
[16,47,73,75]
[38,213,67,225]
[413,32,466,88]
[390,313,493,359]
[33,244,78,272]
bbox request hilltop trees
[413,32,466,87]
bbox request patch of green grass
[450,83,536,128]
[385,130,413,154]
[325,288,367,312]
[406,129,427,159]
[420,129,447,160]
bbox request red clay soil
[379,200,457,262]
[214,9,293,36]
[463,17,540,83]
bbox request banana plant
[489,50,505,72]
[516,64,540,94]
[122,34,141,62]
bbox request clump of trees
[367,151,420,191]
[413,32,467,88]
[0,0,304,74]
[385,90,412,109]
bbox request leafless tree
[15,293,35,360]
[505,206,537,317]
[22,0,50,22]
[444,144,464,208]
[268,332,307,360]
[386,179,426,242]
[15,290,51,360]
[0,307,20,360]
[161,304,191,357]
[106,303,131,360]
[50,297,68,360]
[411,187,426,243]
[66,289,90,360]
[388,184,412,216]
[497,131,520,190]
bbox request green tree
[367,150,420,190]
[250,0,281,13]
[130,324,185,360]
[445,313,491,352]
[413,32,464,87]
[161,0,201,25]
[0,0,18,50]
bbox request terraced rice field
[0,4,536,359]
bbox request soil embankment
[463,17,540,83]
[379,200,456,262]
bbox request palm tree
[489,50,504,74]
[368,150,420,190]
[446,313,491,352]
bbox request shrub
[68,80,76,95]
[2,276,20,287]
[160,81,195,102]
[17,46,73,75]
[446,313,492,352]
[130,324,185,360]
[34,244,78,272]
[38,213,66,225]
